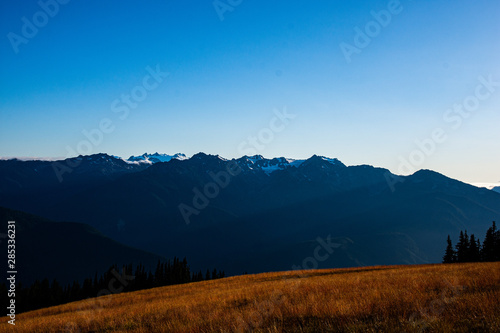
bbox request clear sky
[0,0,499,184]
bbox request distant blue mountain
[1,153,499,276]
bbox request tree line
[443,221,500,263]
[1,257,224,314]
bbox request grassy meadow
[1,262,499,332]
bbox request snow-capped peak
[126,153,188,164]
[243,155,264,164]
[318,156,342,165]
[45,152,345,174]
[216,155,227,161]
[286,158,306,168]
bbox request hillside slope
[4,262,499,332]
[0,207,164,285]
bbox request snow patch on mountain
[126,153,188,164]
[236,156,336,174]
[286,158,306,168]
[247,155,264,163]
[318,156,343,165]
[469,182,500,191]
[216,155,227,161]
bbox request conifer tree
[494,225,500,261]
[481,221,497,261]
[443,235,456,263]
[455,230,467,262]
[469,234,480,262]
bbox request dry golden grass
[2,262,499,332]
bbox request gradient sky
[0,0,499,184]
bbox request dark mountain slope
[0,206,164,285]
[1,154,499,275]
[0,154,148,215]
[23,155,499,275]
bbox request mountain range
[126,152,188,164]
[1,152,499,282]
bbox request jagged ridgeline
[1,153,500,278]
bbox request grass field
[2,262,499,332]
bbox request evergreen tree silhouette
[455,230,468,262]
[481,221,497,261]
[443,221,500,264]
[494,224,500,261]
[468,234,481,262]
[2,255,225,314]
[443,235,456,263]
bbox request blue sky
[0,0,499,184]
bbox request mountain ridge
[1,152,499,275]
[2,152,496,189]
